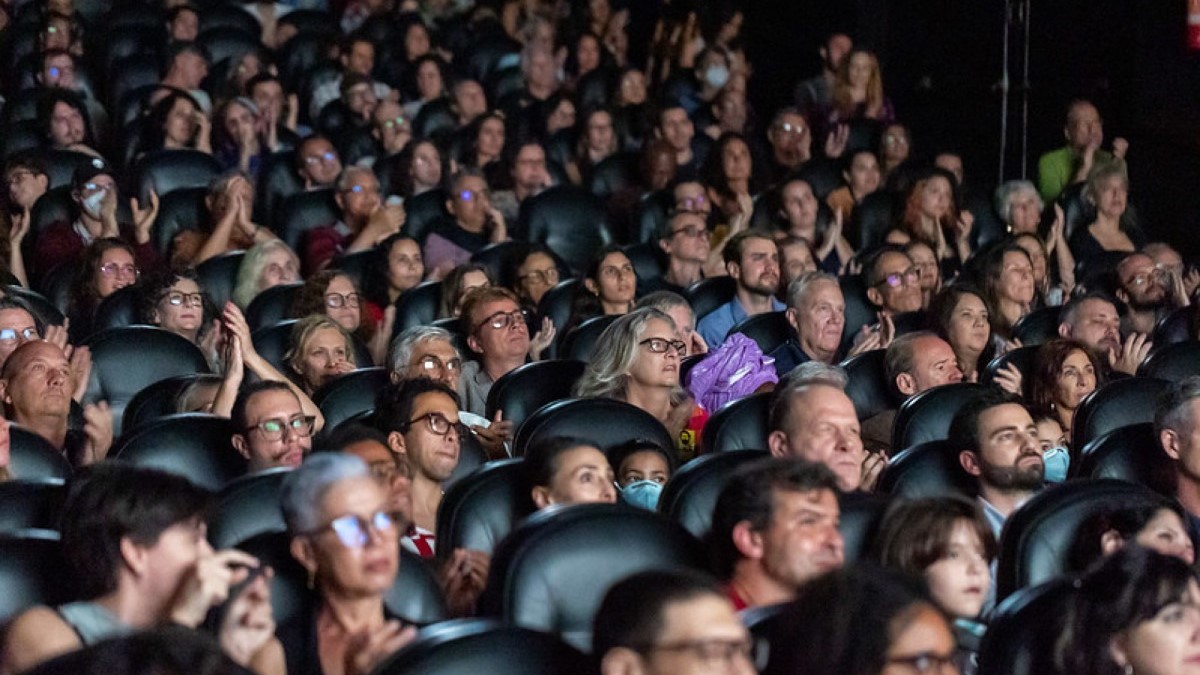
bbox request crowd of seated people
[0,0,1199,673]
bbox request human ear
[959,450,982,477]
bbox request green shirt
[1036,146,1116,203]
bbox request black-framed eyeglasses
[519,268,560,285]
[875,267,920,288]
[473,308,529,333]
[403,411,466,437]
[0,327,38,344]
[163,292,204,307]
[640,337,686,355]
[412,355,462,374]
[245,415,315,441]
[307,510,395,549]
[325,292,361,309]
[883,651,957,674]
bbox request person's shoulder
[3,605,81,673]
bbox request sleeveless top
[56,601,131,645]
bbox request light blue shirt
[697,297,786,350]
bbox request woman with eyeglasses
[575,307,703,448]
[1056,546,1200,675]
[285,315,358,396]
[139,268,219,364]
[68,238,140,343]
[507,245,561,308]
[278,452,417,675]
[567,245,637,332]
[292,271,389,366]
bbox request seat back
[0,532,75,623]
[535,279,579,336]
[838,275,877,345]
[1074,422,1175,493]
[516,185,613,276]
[839,491,891,564]
[658,450,768,539]
[112,413,246,491]
[400,189,450,244]
[484,360,586,432]
[196,250,245,309]
[1071,377,1170,451]
[1011,306,1062,347]
[435,459,536,556]
[875,440,977,499]
[840,349,896,421]
[91,286,146,334]
[1139,340,1200,382]
[513,398,675,459]
[251,320,300,374]
[4,286,65,329]
[684,276,736,322]
[276,189,339,252]
[253,151,302,224]
[83,327,211,436]
[982,345,1038,399]
[373,619,588,675]
[10,427,72,481]
[152,187,208,255]
[891,382,991,451]
[313,367,390,432]
[559,314,619,361]
[393,281,443,336]
[478,503,705,650]
[122,373,221,432]
[129,150,223,204]
[995,479,1160,602]
[699,393,771,455]
[1152,306,1192,347]
[207,468,290,549]
[978,578,1075,675]
[727,311,791,354]
[245,282,304,332]
[0,481,67,534]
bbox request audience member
[230,381,316,472]
[767,377,878,491]
[1037,98,1127,202]
[1057,291,1150,376]
[1156,376,1200,526]
[525,435,618,509]
[697,230,784,349]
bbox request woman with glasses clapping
[292,270,390,366]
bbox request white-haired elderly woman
[995,179,1075,304]
[385,325,509,457]
[278,453,417,675]
[573,307,703,449]
[233,239,302,308]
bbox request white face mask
[704,64,730,89]
[81,188,107,218]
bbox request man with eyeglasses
[593,569,756,675]
[231,381,315,472]
[491,141,552,225]
[304,166,405,273]
[710,458,845,611]
[696,229,785,350]
[309,35,395,121]
[424,169,508,278]
[294,135,344,190]
[371,100,412,158]
[864,245,924,317]
[457,287,527,441]
[643,209,710,295]
[34,161,160,285]
[1115,251,1187,337]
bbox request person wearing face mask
[608,439,675,511]
[670,46,732,118]
[34,162,160,285]
[1031,411,1071,485]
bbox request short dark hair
[606,438,677,477]
[946,387,1023,453]
[37,88,91,144]
[1066,497,1192,572]
[864,244,910,289]
[592,569,722,657]
[1156,375,1200,439]
[315,421,390,453]
[1059,290,1118,329]
[61,464,211,599]
[709,458,840,578]
[722,228,775,267]
[230,381,297,431]
[0,296,45,335]
[873,495,998,573]
[523,435,599,489]
[372,377,460,434]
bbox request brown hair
[1029,338,1105,415]
[873,495,998,573]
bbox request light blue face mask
[620,480,664,511]
[703,64,730,89]
[1043,446,1070,483]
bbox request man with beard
[1155,376,1200,528]
[1115,252,1187,336]
[951,389,1045,539]
[696,230,784,349]
[1057,291,1151,376]
[230,381,314,473]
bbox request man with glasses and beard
[230,381,316,472]
[951,389,1046,539]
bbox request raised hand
[81,400,113,465]
[528,316,555,361]
[343,621,417,675]
[1108,332,1152,376]
[823,123,849,158]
